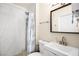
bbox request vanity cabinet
[42,46,58,56]
[39,40,79,56]
[43,46,67,56]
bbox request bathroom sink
[44,42,79,56]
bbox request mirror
[50,3,79,34]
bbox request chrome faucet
[58,36,67,46]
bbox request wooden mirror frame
[50,3,79,34]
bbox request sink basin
[44,42,79,56]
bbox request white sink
[44,42,79,56]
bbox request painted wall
[37,3,79,48]
[0,4,27,56]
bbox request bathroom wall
[37,3,79,48]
